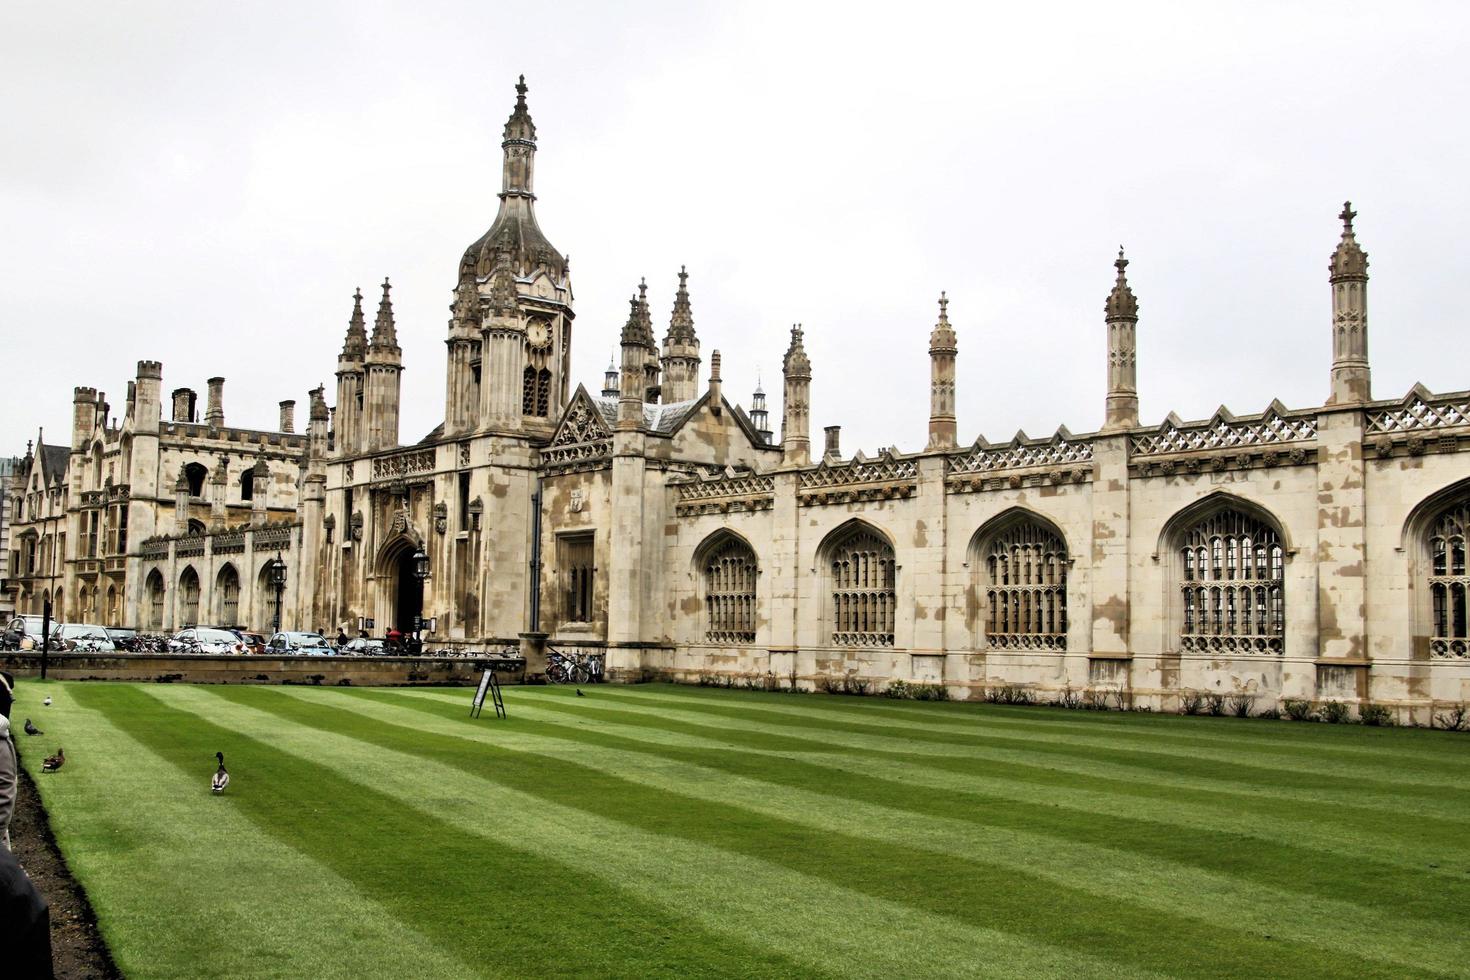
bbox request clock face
[527,321,552,350]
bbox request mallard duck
[41,748,64,772]
[211,752,229,793]
[23,718,41,736]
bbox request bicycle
[546,649,592,685]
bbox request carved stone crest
[569,488,585,513]
[434,501,448,534]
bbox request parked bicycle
[546,649,594,685]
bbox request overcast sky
[2,2,1466,461]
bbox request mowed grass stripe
[20,683,470,980]
[171,685,1160,980]
[70,683,810,980]
[595,686,1470,799]
[236,686,1437,978]
[488,689,1470,876]
[321,687,1467,974]
[600,685,1467,775]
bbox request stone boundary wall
[0,652,519,687]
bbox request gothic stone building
[25,79,1470,720]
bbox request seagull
[576,688,585,697]
[41,748,64,772]
[43,697,52,707]
[211,752,229,794]
[23,719,41,736]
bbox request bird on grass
[23,719,41,736]
[41,748,64,772]
[42,697,52,707]
[576,688,585,697]
[211,752,229,794]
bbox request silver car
[57,623,117,652]
[170,627,247,654]
[266,631,336,656]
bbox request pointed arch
[695,528,759,644]
[105,583,118,624]
[1161,493,1287,656]
[1403,476,1470,660]
[179,565,201,626]
[184,462,208,497]
[146,568,166,629]
[968,507,1070,651]
[216,563,241,626]
[818,519,896,648]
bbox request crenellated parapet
[1363,385,1470,459]
[798,450,917,506]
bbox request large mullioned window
[703,537,757,644]
[984,521,1068,650]
[829,527,895,647]
[1179,510,1284,654]
[1430,500,1469,659]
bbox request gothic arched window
[147,570,166,629]
[826,525,896,647]
[239,469,254,502]
[184,463,208,497]
[218,565,241,626]
[1429,499,1469,659]
[536,369,552,417]
[983,519,1068,650]
[1178,509,1284,654]
[522,366,536,415]
[703,536,757,643]
[180,567,201,626]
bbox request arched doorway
[377,536,424,636]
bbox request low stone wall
[0,651,522,687]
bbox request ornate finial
[1105,247,1138,320]
[679,265,688,285]
[354,287,363,302]
[516,75,527,102]
[638,277,648,301]
[1340,200,1356,232]
[381,277,391,295]
[938,291,949,319]
[1329,200,1368,279]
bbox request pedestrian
[0,845,53,978]
[386,627,403,652]
[336,627,349,649]
[0,672,17,852]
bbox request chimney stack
[824,425,842,462]
[171,388,196,423]
[708,350,722,413]
[279,400,296,433]
[205,377,225,427]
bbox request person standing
[0,672,17,852]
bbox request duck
[42,697,52,707]
[23,719,41,736]
[211,752,229,794]
[41,748,64,772]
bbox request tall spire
[1103,248,1139,431]
[602,352,620,399]
[927,291,958,450]
[1328,200,1371,403]
[369,278,398,349]
[660,266,701,402]
[341,288,367,360]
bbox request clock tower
[444,76,575,439]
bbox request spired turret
[334,289,367,456]
[1102,248,1140,432]
[449,77,574,436]
[660,267,701,403]
[926,292,958,450]
[363,279,403,451]
[1328,201,1371,404]
[781,324,812,467]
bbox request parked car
[1,615,63,650]
[57,624,117,652]
[237,631,267,655]
[266,632,335,655]
[341,636,387,656]
[105,627,139,651]
[170,627,248,654]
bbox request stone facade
[17,80,1470,720]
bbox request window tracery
[984,520,1067,650]
[703,537,757,644]
[828,527,895,647]
[181,567,200,626]
[1429,500,1469,659]
[1178,509,1284,654]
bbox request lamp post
[411,547,429,654]
[269,553,288,635]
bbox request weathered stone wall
[0,651,506,687]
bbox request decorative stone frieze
[372,447,436,480]
[1364,388,1470,435]
[1130,404,1316,457]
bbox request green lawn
[16,681,1470,979]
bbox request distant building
[16,79,1470,720]
[0,455,27,620]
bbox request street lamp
[269,553,288,635]
[411,547,429,653]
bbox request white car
[57,623,116,652]
[170,627,247,654]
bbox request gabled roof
[40,445,69,485]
